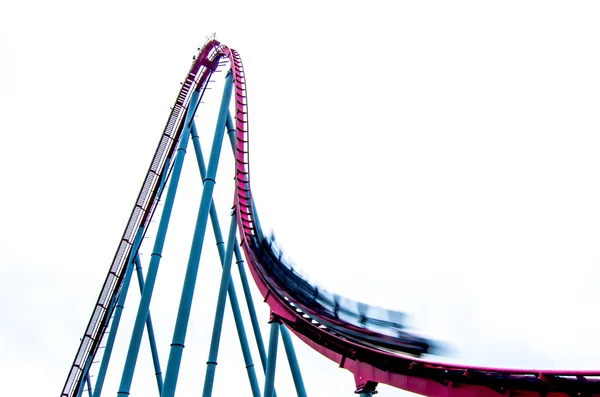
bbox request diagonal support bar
[201,209,246,397]
[116,87,202,397]
[281,325,308,397]
[161,70,234,397]
[133,255,164,392]
[224,114,271,375]
[91,238,136,397]
[190,121,261,397]
[264,320,281,397]
[90,225,145,397]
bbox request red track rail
[227,44,600,396]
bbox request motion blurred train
[254,234,436,357]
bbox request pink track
[218,40,600,397]
[61,39,600,397]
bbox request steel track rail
[229,45,600,397]
[61,40,226,397]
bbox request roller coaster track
[62,39,600,397]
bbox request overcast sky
[2,1,600,396]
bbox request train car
[255,235,436,357]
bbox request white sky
[2,1,600,396]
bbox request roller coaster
[61,39,600,397]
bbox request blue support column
[77,371,93,397]
[85,373,93,397]
[190,121,261,397]
[224,114,270,373]
[116,88,202,397]
[157,156,173,197]
[133,255,164,393]
[76,372,85,397]
[92,249,135,397]
[263,320,281,397]
[161,70,234,397]
[280,326,308,397]
[234,246,268,365]
[90,226,145,397]
[224,114,283,397]
[201,210,244,397]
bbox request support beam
[85,373,93,397]
[92,247,135,397]
[89,226,145,397]
[264,320,281,397]
[116,88,202,397]
[190,121,261,397]
[235,246,269,368]
[161,70,234,397]
[201,210,254,397]
[225,115,271,374]
[225,125,280,396]
[280,326,307,397]
[133,256,163,393]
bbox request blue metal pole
[190,121,261,397]
[85,373,93,397]
[161,70,233,397]
[116,88,202,397]
[224,114,280,397]
[201,210,245,397]
[76,372,85,397]
[224,114,270,373]
[263,320,281,397]
[156,156,173,199]
[280,326,308,397]
[92,249,135,397]
[77,371,93,397]
[91,226,145,397]
[234,246,268,366]
[133,255,164,393]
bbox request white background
[2,1,600,396]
